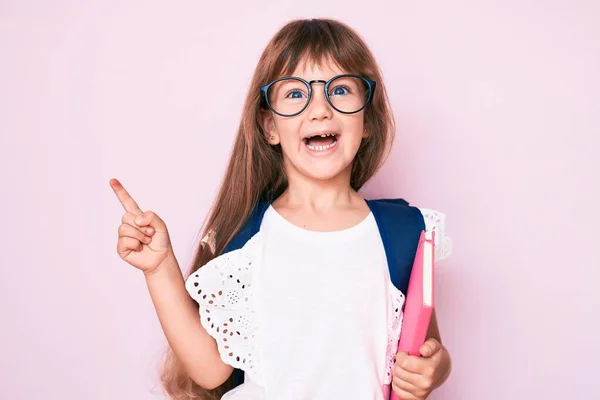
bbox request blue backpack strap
[223,201,270,254]
[366,198,425,294]
[221,200,270,388]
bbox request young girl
[110,18,452,400]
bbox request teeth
[306,138,337,151]
[307,133,335,140]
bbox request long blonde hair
[160,18,396,399]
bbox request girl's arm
[144,253,233,389]
[426,309,442,343]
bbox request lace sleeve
[185,233,264,385]
[200,228,216,254]
[385,283,406,384]
[418,208,452,261]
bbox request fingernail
[135,217,143,225]
[145,227,153,234]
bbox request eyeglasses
[260,74,376,117]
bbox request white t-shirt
[186,205,451,400]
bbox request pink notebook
[388,230,435,400]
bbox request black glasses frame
[260,74,376,117]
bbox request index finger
[110,178,142,215]
[396,352,425,374]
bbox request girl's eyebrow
[285,73,348,80]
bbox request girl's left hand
[392,338,451,400]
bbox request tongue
[307,136,335,146]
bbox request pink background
[1,1,599,399]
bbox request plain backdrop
[1,1,599,399]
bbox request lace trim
[418,208,452,261]
[185,234,264,385]
[384,283,405,384]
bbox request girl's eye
[331,86,350,96]
[286,90,306,99]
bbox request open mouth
[303,133,339,151]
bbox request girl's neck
[275,167,362,211]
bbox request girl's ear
[362,126,369,139]
[261,110,280,145]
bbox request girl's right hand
[110,178,173,274]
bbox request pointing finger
[110,178,142,216]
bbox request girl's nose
[306,83,333,121]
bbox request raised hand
[110,178,173,274]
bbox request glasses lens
[327,76,369,113]
[267,78,309,116]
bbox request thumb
[419,338,442,358]
[134,210,167,231]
